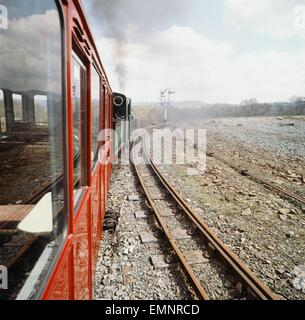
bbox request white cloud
[97,25,305,103]
[0,9,61,93]
[224,0,305,38]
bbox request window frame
[105,89,109,138]
[71,45,90,213]
[0,89,5,133]
[101,84,106,146]
[13,0,69,300]
[91,62,101,172]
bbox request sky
[83,0,305,103]
[0,1,61,94]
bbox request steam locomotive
[113,92,137,156]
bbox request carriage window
[101,85,106,144]
[91,66,100,167]
[0,1,65,300]
[13,94,23,121]
[105,91,109,135]
[72,54,87,202]
[109,94,112,129]
[0,90,5,133]
[34,95,48,127]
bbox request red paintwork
[41,0,113,300]
[91,168,100,281]
[73,193,90,300]
[42,240,73,300]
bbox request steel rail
[131,141,209,300]
[24,174,64,204]
[140,139,278,300]
[24,150,84,205]
[207,151,305,206]
[169,122,305,206]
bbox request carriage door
[72,52,90,300]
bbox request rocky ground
[0,144,52,204]
[173,117,305,198]
[190,116,305,159]
[94,116,305,300]
[154,118,305,299]
[94,164,194,300]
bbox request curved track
[132,136,278,300]
[207,151,305,206]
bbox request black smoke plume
[86,0,189,91]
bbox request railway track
[207,150,305,206]
[131,136,278,300]
[24,174,64,205]
[168,123,305,207]
[2,124,166,272]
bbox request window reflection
[0,90,5,133]
[0,0,65,300]
[12,94,23,121]
[105,90,109,137]
[72,55,87,200]
[34,95,48,127]
[91,66,100,166]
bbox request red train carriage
[0,0,113,300]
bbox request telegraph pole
[166,89,175,122]
[160,89,168,122]
[161,88,175,122]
